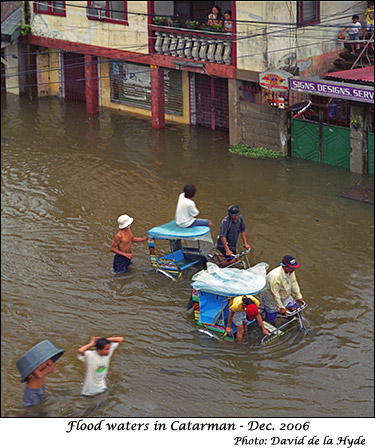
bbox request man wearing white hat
[110,214,148,273]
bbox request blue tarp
[147,220,211,240]
[191,262,269,297]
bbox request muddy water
[1,94,373,418]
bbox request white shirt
[347,21,361,35]
[175,193,199,227]
[78,342,118,396]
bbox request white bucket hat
[117,214,134,229]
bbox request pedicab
[147,220,214,279]
[189,262,269,340]
[189,262,308,343]
[147,220,253,279]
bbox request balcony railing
[150,25,234,65]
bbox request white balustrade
[153,28,232,65]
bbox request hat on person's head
[228,204,241,216]
[245,304,259,321]
[117,214,134,229]
[281,255,300,269]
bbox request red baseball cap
[246,304,259,320]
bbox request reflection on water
[1,95,374,417]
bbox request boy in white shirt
[77,336,124,396]
[175,184,212,228]
[341,15,363,53]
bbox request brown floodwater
[1,94,374,418]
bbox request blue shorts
[349,33,359,41]
[265,299,297,323]
[188,218,210,227]
[113,254,132,273]
[23,384,45,407]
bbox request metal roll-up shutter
[165,69,183,116]
[111,62,151,109]
[110,62,182,115]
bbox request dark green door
[291,119,320,162]
[321,125,351,169]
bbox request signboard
[289,77,374,104]
[259,70,292,91]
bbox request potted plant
[153,16,167,26]
[201,22,212,32]
[185,20,199,30]
[211,24,223,32]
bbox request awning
[147,220,211,239]
[1,7,22,46]
[324,66,374,84]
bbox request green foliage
[229,144,284,159]
[185,20,199,28]
[153,16,167,25]
[20,24,31,36]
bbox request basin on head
[16,340,64,382]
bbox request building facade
[2,1,373,173]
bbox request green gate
[368,129,374,175]
[291,119,320,163]
[291,118,351,169]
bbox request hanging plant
[20,24,31,36]
[350,116,360,130]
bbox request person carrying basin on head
[260,255,306,323]
[175,184,212,228]
[110,214,148,274]
[216,204,251,262]
[16,340,64,407]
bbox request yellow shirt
[264,265,302,311]
[364,8,374,25]
[229,295,260,312]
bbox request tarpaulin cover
[147,220,211,240]
[191,262,269,297]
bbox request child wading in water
[23,359,56,407]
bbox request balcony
[150,23,234,66]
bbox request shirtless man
[110,214,148,273]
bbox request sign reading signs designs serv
[259,70,292,91]
[289,77,374,104]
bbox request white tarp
[191,262,269,297]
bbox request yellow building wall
[30,1,149,54]
[100,60,190,124]
[236,0,365,77]
[36,49,60,97]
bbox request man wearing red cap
[260,255,306,323]
[226,295,270,342]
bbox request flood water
[1,94,374,418]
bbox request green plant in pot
[153,16,167,26]
[185,20,199,29]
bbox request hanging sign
[259,70,292,91]
[289,77,374,104]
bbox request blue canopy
[147,220,211,240]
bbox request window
[87,1,128,24]
[34,1,66,16]
[297,1,320,25]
